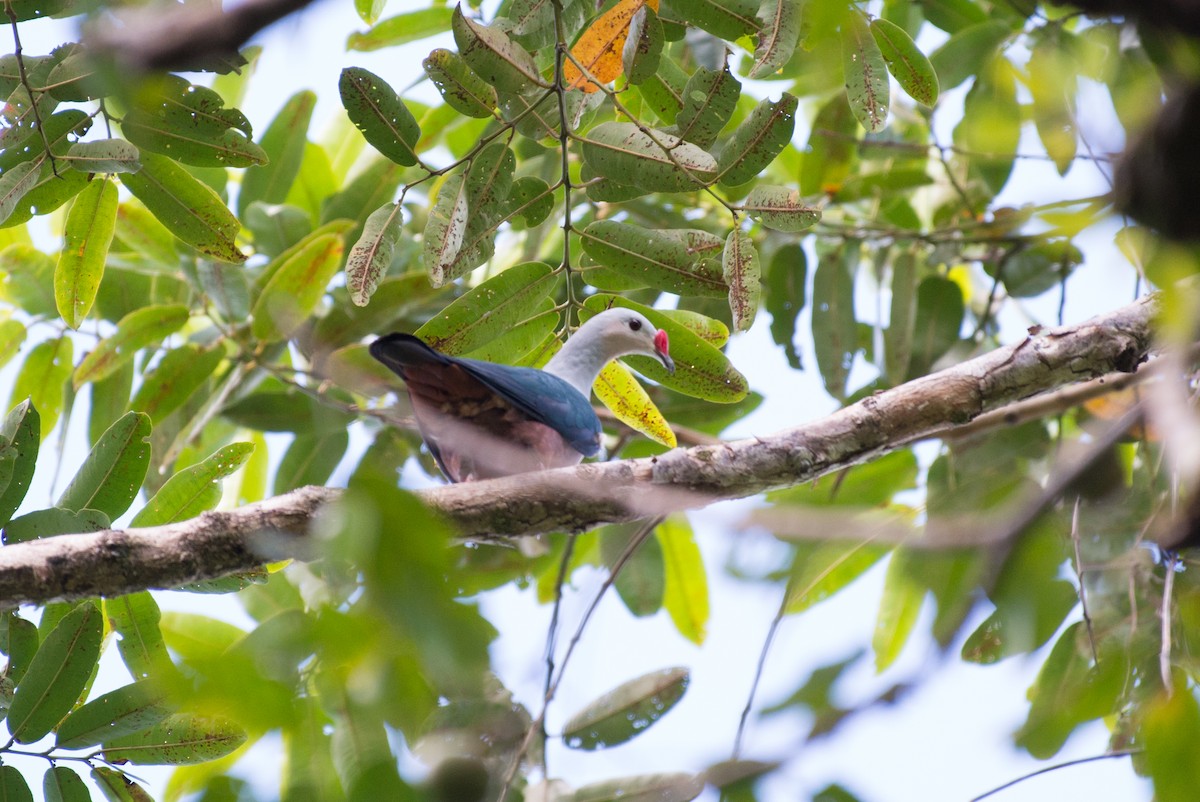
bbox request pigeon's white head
[544,308,674,397]
[581,308,674,372]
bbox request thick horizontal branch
[0,487,338,606]
[0,295,1158,605]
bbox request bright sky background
[4,1,1157,800]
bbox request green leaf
[667,0,757,42]
[45,49,102,103]
[273,430,349,495]
[1028,31,1078,176]
[785,541,890,614]
[749,0,802,79]
[130,343,225,425]
[0,767,31,802]
[239,90,317,216]
[0,400,39,527]
[812,246,858,400]
[43,766,90,802]
[104,713,247,765]
[583,121,718,193]
[3,0,70,23]
[871,17,938,106]
[87,355,129,444]
[113,200,178,266]
[221,390,354,434]
[90,767,151,802]
[0,160,41,224]
[722,229,759,333]
[842,12,890,133]
[9,337,72,439]
[507,175,553,228]
[57,412,152,519]
[909,276,964,376]
[563,667,690,750]
[0,318,24,370]
[990,239,1082,298]
[832,167,933,202]
[355,0,384,25]
[0,109,89,174]
[716,94,797,186]
[130,442,255,527]
[573,773,704,802]
[423,48,498,118]
[800,94,858,196]
[580,221,726,298]
[321,157,405,246]
[921,0,988,33]
[582,295,748,402]
[872,549,924,672]
[658,517,709,645]
[346,203,405,308]
[1143,689,1200,802]
[347,6,455,51]
[414,261,556,354]
[884,250,917,383]
[104,593,172,682]
[0,164,90,229]
[462,300,559,364]
[73,304,189,388]
[601,522,665,617]
[423,172,469,287]
[1014,622,1124,758]
[3,507,110,545]
[250,233,345,342]
[62,139,142,174]
[929,19,1011,91]
[339,67,421,168]
[623,6,664,85]
[451,5,544,93]
[766,243,806,370]
[56,681,171,749]
[634,55,687,124]
[122,76,266,168]
[665,66,740,149]
[4,613,39,685]
[953,55,1020,196]
[741,185,821,232]
[55,177,118,329]
[120,152,245,263]
[8,601,103,743]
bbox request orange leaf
[564,0,658,93]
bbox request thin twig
[732,578,792,758]
[1071,497,1098,663]
[6,5,57,175]
[970,749,1141,802]
[1161,551,1177,695]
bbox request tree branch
[0,295,1157,605]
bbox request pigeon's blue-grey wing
[457,359,602,457]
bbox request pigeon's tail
[369,333,450,376]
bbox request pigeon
[370,308,675,482]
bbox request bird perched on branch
[370,308,675,482]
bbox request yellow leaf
[564,0,658,93]
[658,516,709,645]
[593,360,676,447]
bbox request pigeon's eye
[629,319,642,332]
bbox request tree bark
[0,295,1157,605]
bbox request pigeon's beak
[654,329,675,374]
